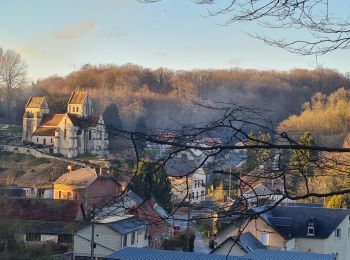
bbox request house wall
[295,217,350,260]
[32,135,54,146]
[85,178,120,209]
[169,167,206,205]
[217,218,285,249]
[211,240,247,257]
[74,224,121,258]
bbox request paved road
[173,212,210,253]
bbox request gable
[26,96,47,109]
[68,91,87,105]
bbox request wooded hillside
[1,65,349,135]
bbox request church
[22,90,109,158]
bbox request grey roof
[126,190,144,204]
[108,217,147,235]
[246,249,335,260]
[253,205,350,239]
[165,156,199,177]
[54,168,97,188]
[211,232,266,255]
[154,203,173,225]
[106,247,243,260]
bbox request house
[0,198,85,247]
[98,190,173,249]
[106,247,242,260]
[22,90,109,158]
[53,167,122,210]
[165,156,206,204]
[211,232,266,257]
[217,204,350,260]
[239,172,286,208]
[74,215,149,259]
[128,199,173,248]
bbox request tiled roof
[67,113,100,128]
[246,249,334,260]
[106,248,243,260]
[108,216,147,234]
[68,91,87,104]
[26,97,45,108]
[0,197,85,221]
[32,127,56,137]
[0,218,85,235]
[40,114,64,127]
[253,205,350,239]
[54,168,97,188]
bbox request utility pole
[90,206,95,260]
[228,165,232,198]
[185,176,191,252]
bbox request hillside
[0,152,69,188]
[279,88,350,147]
[1,65,349,134]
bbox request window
[43,138,46,145]
[73,106,75,112]
[123,234,127,247]
[58,190,62,199]
[196,191,198,199]
[260,232,270,246]
[144,228,148,240]
[131,232,136,245]
[76,107,79,112]
[26,233,41,242]
[335,228,341,239]
[64,129,67,140]
[58,234,73,243]
[89,130,92,140]
[202,180,205,187]
[51,138,53,143]
[307,226,315,236]
[36,137,39,142]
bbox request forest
[1,63,350,146]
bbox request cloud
[53,19,96,40]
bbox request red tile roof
[32,127,56,136]
[40,114,64,127]
[68,91,87,105]
[26,97,45,108]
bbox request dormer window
[307,226,315,236]
[307,218,316,236]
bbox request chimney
[67,165,72,172]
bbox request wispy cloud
[53,19,96,40]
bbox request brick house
[53,167,122,210]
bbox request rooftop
[0,197,85,221]
[246,249,334,260]
[26,96,45,108]
[54,167,97,188]
[32,127,56,137]
[40,114,64,127]
[107,216,147,234]
[253,205,350,239]
[68,90,87,105]
[106,248,242,260]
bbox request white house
[165,156,206,204]
[74,215,148,259]
[216,204,350,260]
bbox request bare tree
[0,48,27,121]
[140,0,350,55]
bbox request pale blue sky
[0,0,348,81]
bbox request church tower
[22,97,49,142]
[67,90,93,118]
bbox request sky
[0,0,349,81]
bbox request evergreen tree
[287,132,318,194]
[103,103,123,131]
[130,161,172,212]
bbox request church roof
[54,168,98,189]
[67,113,100,128]
[40,114,64,127]
[68,91,87,105]
[32,127,56,137]
[26,97,45,108]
